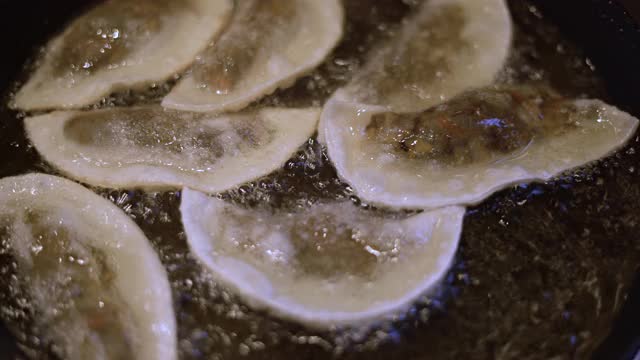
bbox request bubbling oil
[0,1,638,359]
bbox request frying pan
[0,0,639,359]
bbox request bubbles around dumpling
[162,0,343,113]
[322,86,640,209]
[0,173,175,360]
[180,189,464,329]
[13,0,232,111]
[25,106,319,193]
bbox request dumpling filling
[4,210,136,359]
[365,86,577,167]
[215,202,405,280]
[62,107,275,171]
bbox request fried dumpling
[13,0,232,111]
[181,189,464,328]
[322,86,640,209]
[318,0,512,144]
[162,0,343,113]
[340,0,512,112]
[0,174,175,360]
[25,106,319,193]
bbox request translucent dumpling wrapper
[180,188,465,329]
[13,0,232,111]
[0,174,176,360]
[25,106,319,193]
[318,0,512,144]
[162,0,343,113]
[340,0,512,112]
[322,86,640,209]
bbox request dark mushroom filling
[366,86,579,166]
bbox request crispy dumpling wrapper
[181,189,464,329]
[13,0,232,111]
[0,173,175,360]
[25,106,319,193]
[322,86,640,209]
[162,0,343,113]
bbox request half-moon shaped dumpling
[0,174,175,360]
[13,0,232,111]
[340,0,512,112]
[162,0,343,113]
[322,86,640,209]
[181,188,464,329]
[25,106,319,193]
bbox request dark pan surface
[0,0,639,359]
